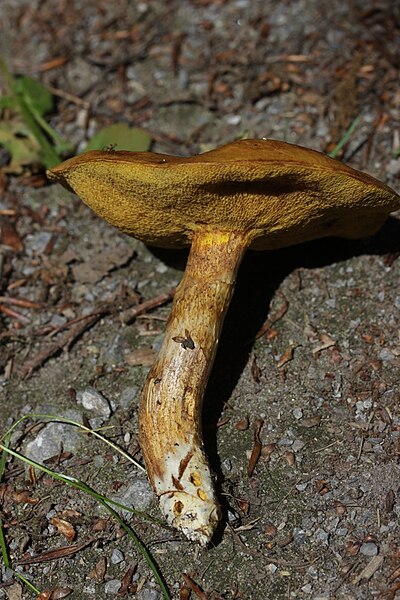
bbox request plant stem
[139,229,249,544]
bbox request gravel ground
[0,1,400,599]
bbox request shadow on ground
[151,215,400,543]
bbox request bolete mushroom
[47,139,400,545]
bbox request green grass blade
[16,98,61,168]
[0,518,10,569]
[0,413,165,527]
[0,435,42,596]
[0,432,11,568]
[96,496,170,598]
[0,413,145,472]
[13,573,41,595]
[28,105,73,155]
[0,430,10,483]
[328,114,362,159]
[0,444,171,599]
[0,56,14,94]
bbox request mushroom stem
[139,229,250,544]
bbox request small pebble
[293,407,303,420]
[104,579,121,594]
[111,549,124,564]
[155,262,168,273]
[25,421,82,465]
[360,542,378,556]
[386,158,400,176]
[313,528,329,544]
[278,437,293,446]
[226,114,241,125]
[111,479,153,514]
[227,509,240,525]
[139,589,161,600]
[325,298,336,309]
[379,348,395,362]
[295,482,308,492]
[293,528,307,545]
[221,458,232,472]
[78,387,111,417]
[292,439,305,452]
[301,583,313,594]
[120,386,139,408]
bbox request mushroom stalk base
[139,230,249,544]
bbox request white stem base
[157,440,220,545]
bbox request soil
[0,1,400,599]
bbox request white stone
[111,549,124,564]
[78,387,111,417]
[360,542,378,556]
[105,580,121,594]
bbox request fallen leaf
[59,509,81,519]
[265,522,278,537]
[256,291,289,339]
[251,355,261,382]
[315,479,330,495]
[385,489,395,513]
[352,555,384,584]
[277,344,296,368]
[12,489,40,504]
[0,218,24,251]
[237,498,250,515]
[248,418,264,477]
[234,517,261,532]
[261,443,277,459]
[181,574,208,600]
[71,243,136,284]
[16,538,95,565]
[312,333,337,355]
[118,563,138,596]
[91,518,109,532]
[284,450,295,466]
[234,416,249,431]
[88,556,107,581]
[50,517,76,542]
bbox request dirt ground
[1,1,400,599]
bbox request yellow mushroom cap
[47,138,400,249]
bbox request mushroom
[47,138,400,545]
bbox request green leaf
[0,60,67,169]
[0,118,42,172]
[84,123,152,152]
[14,75,54,116]
[0,95,15,110]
